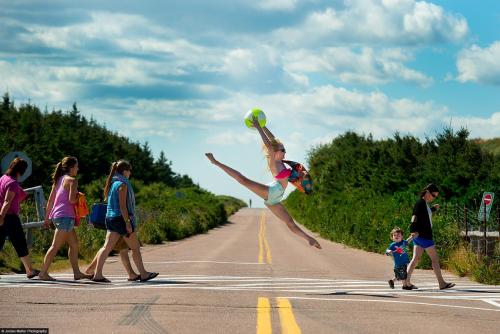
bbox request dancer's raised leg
[266,203,321,249]
[206,153,269,200]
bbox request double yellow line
[257,297,302,334]
[258,212,272,264]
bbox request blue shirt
[106,180,125,218]
[386,240,410,267]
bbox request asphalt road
[1,208,499,334]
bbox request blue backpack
[89,203,107,230]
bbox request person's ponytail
[103,162,118,200]
[51,162,65,184]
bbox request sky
[1,0,499,207]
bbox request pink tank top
[49,175,75,219]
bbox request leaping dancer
[205,115,321,249]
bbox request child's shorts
[394,265,408,280]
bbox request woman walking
[206,117,321,248]
[406,183,455,290]
[91,160,158,283]
[39,156,92,281]
[0,158,39,278]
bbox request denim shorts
[51,217,76,232]
[413,237,435,249]
[105,216,135,237]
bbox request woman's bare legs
[119,249,139,280]
[122,232,155,280]
[85,247,137,280]
[68,230,92,280]
[406,245,424,287]
[93,231,121,281]
[205,153,269,199]
[265,203,321,249]
[425,246,451,288]
[39,229,70,280]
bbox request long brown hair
[5,157,28,178]
[51,156,78,184]
[103,160,132,199]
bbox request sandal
[27,269,40,279]
[440,282,455,290]
[388,280,394,289]
[128,275,141,282]
[91,277,111,283]
[140,272,159,282]
[403,284,418,290]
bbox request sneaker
[388,279,394,289]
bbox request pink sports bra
[274,168,292,180]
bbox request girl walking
[91,160,158,283]
[39,157,92,281]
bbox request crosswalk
[1,272,499,302]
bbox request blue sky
[1,0,499,206]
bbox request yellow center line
[258,212,272,264]
[277,298,302,334]
[256,297,272,334]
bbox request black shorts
[0,214,29,258]
[394,265,408,280]
[105,216,135,237]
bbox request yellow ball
[244,108,266,129]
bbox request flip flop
[140,272,159,283]
[127,275,141,282]
[91,277,111,283]
[74,273,93,280]
[440,282,455,290]
[27,269,40,279]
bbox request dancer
[39,157,92,281]
[406,183,455,290]
[206,117,321,248]
[91,160,158,283]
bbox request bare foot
[309,237,322,249]
[38,272,56,281]
[205,153,218,164]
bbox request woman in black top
[406,184,455,290]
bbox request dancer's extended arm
[253,117,273,150]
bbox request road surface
[1,208,499,333]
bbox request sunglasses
[279,148,286,153]
[429,192,438,198]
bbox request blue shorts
[265,181,285,206]
[51,217,75,232]
[105,216,136,237]
[413,237,435,249]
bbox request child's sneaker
[388,279,394,289]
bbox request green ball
[244,108,266,129]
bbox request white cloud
[273,0,468,46]
[283,47,433,86]
[451,112,500,139]
[456,41,500,85]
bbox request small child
[385,227,415,290]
